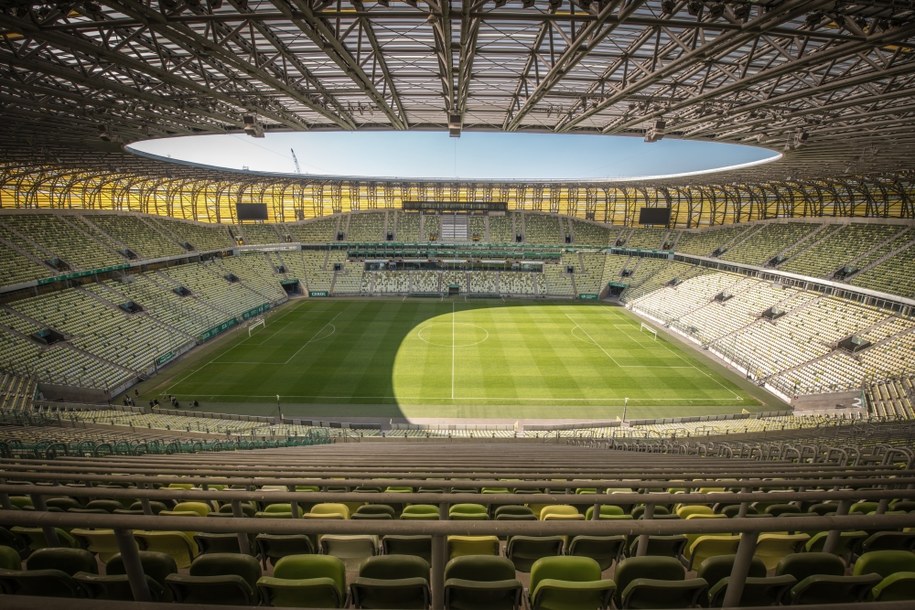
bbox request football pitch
[147,298,778,420]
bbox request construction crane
[290,148,301,174]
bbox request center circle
[417,323,490,348]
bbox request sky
[129,131,779,181]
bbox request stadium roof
[1,0,915,186]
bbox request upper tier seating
[84,214,187,259]
[147,217,234,253]
[1,212,912,305]
[674,225,754,258]
[346,212,386,242]
[523,213,562,244]
[850,242,915,299]
[567,218,611,247]
[0,213,124,274]
[719,223,821,266]
[235,223,283,245]
[285,217,339,244]
[779,223,904,279]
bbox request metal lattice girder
[0,1,914,184]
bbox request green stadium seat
[0,547,97,598]
[74,550,176,601]
[448,536,500,560]
[505,535,565,572]
[753,532,810,570]
[401,504,441,520]
[257,554,347,608]
[350,554,431,609]
[165,552,261,605]
[707,574,796,607]
[529,555,615,610]
[133,530,199,569]
[382,535,433,563]
[583,505,625,520]
[566,535,627,571]
[444,555,522,610]
[449,503,490,520]
[70,528,121,562]
[256,533,316,568]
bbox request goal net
[639,322,658,341]
[248,317,266,338]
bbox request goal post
[248,317,266,338]
[639,322,658,341]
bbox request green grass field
[146,298,778,420]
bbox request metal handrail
[2,508,915,609]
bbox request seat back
[505,536,565,572]
[539,505,583,521]
[696,553,767,589]
[754,533,810,570]
[529,556,614,610]
[776,552,846,580]
[401,505,441,520]
[449,503,489,520]
[0,568,86,597]
[707,574,796,607]
[686,534,741,569]
[790,573,882,604]
[133,530,198,569]
[382,535,433,563]
[258,554,347,608]
[614,555,684,606]
[107,551,178,586]
[352,555,430,609]
[621,577,708,609]
[628,534,687,558]
[172,501,211,516]
[255,533,315,567]
[27,547,97,575]
[566,535,627,571]
[446,555,517,581]
[853,550,915,578]
[871,571,915,602]
[530,555,602,588]
[862,532,915,553]
[447,536,500,560]
[0,545,21,571]
[584,505,625,520]
[166,553,261,605]
[444,556,521,610]
[71,528,120,562]
[354,504,397,519]
[308,502,351,519]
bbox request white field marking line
[217,324,337,365]
[161,304,301,392]
[246,301,311,346]
[416,323,489,349]
[567,327,694,368]
[283,311,344,365]
[451,301,456,400]
[564,312,622,367]
[174,393,743,403]
[614,324,662,348]
[606,309,744,401]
